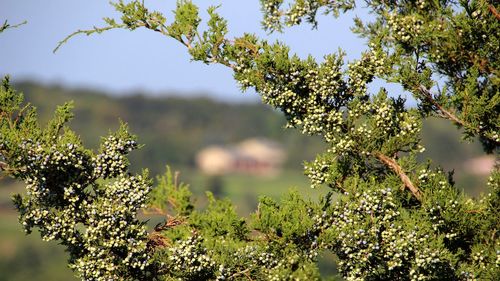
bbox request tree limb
[228,268,251,280]
[418,85,464,126]
[489,4,500,21]
[153,215,184,232]
[418,85,500,147]
[0,20,27,33]
[373,152,422,201]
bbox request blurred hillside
[12,81,491,191]
[14,81,325,175]
[0,81,494,280]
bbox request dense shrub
[1,1,499,280]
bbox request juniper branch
[488,4,500,21]
[373,151,422,201]
[0,20,27,33]
[53,25,126,53]
[418,85,500,147]
[418,85,464,126]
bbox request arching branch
[373,152,422,201]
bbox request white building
[196,138,286,176]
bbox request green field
[0,212,77,281]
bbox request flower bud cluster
[101,175,151,208]
[427,205,444,231]
[71,174,152,280]
[416,0,427,10]
[213,244,288,280]
[330,188,399,275]
[387,13,424,44]
[261,0,283,31]
[261,0,317,30]
[305,156,331,188]
[373,101,396,131]
[371,99,420,140]
[233,38,421,163]
[266,252,310,281]
[347,49,387,96]
[93,135,137,178]
[237,245,279,269]
[16,140,90,239]
[308,55,345,100]
[256,56,350,145]
[286,1,314,26]
[12,130,153,280]
[317,185,453,280]
[260,0,355,31]
[168,235,216,279]
[409,247,446,280]
[21,140,89,186]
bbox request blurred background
[0,1,494,280]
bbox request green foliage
[1,77,157,280]
[2,0,500,280]
[167,1,201,44]
[148,166,194,217]
[189,192,248,240]
[259,0,355,32]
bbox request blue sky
[0,0,370,102]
